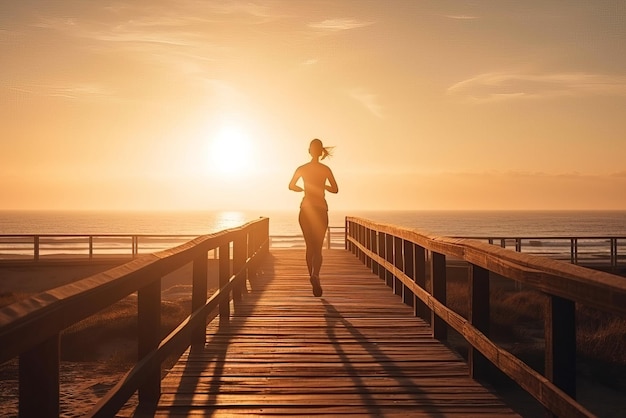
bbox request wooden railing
[345,216,626,418]
[454,235,625,271]
[2,229,624,272]
[0,226,345,261]
[0,234,203,260]
[0,218,269,417]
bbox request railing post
[370,229,379,276]
[192,251,208,348]
[385,234,394,288]
[431,251,447,341]
[377,233,386,282]
[402,240,415,307]
[233,232,247,302]
[359,225,366,264]
[414,245,429,321]
[219,242,231,326]
[610,238,617,268]
[393,236,403,296]
[363,227,372,269]
[571,238,578,264]
[137,278,161,407]
[19,334,60,417]
[262,217,270,256]
[89,236,93,259]
[247,228,256,279]
[34,235,39,261]
[545,295,577,402]
[469,264,490,380]
[344,218,349,251]
[326,227,331,249]
[354,224,361,260]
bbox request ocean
[1,209,624,237]
[0,210,625,259]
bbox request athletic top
[297,162,333,211]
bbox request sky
[2,0,626,211]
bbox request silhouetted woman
[289,138,339,296]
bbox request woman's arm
[325,168,339,194]
[288,167,303,192]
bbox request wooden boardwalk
[149,249,521,417]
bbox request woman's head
[309,138,333,160]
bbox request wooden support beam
[365,226,372,269]
[393,236,403,296]
[431,251,447,341]
[137,278,161,407]
[370,229,379,276]
[19,335,60,418]
[469,264,490,380]
[233,233,247,302]
[192,252,208,348]
[385,234,394,288]
[402,240,415,307]
[545,295,577,400]
[377,233,386,282]
[414,245,429,321]
[219,243,231,326]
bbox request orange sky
[2,1,625,211]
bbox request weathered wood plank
[152,249,521,417]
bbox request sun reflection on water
[214,211,247,231]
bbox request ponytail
[310,138,335,160]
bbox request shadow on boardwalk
[143,249,521,417]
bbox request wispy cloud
[8,82,113,100]
[309,18,372,32]
[201,0,277,19]
[445,15,479,20]
[447,72,626,102]
[349,88,384,118]
[33,15,208,48]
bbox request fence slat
[137,278,161,407]
[469,264,490,381]
[19,335,59,418]
[430,251,447,341]
[192,252,208,347]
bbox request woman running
[288,138,339,296]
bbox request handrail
[2,230,623,270]
[0,234,203,260]
[0,217,270,417]
[0,227,347,258]
[346,216,626,418]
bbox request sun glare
[209,125,253,176]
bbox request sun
[209,124,253,177]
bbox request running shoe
[310,275,323,297]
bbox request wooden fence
[0,217,269,417]
[1,229,624,272]
[345,216,626,418]
[0,234,202,260]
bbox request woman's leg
[299,207,328,296]
[298,209,314,276]
[309,208,328,277]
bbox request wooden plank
[152,249,521,417]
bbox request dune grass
[446,274,626,391]
[60,295,193,369]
